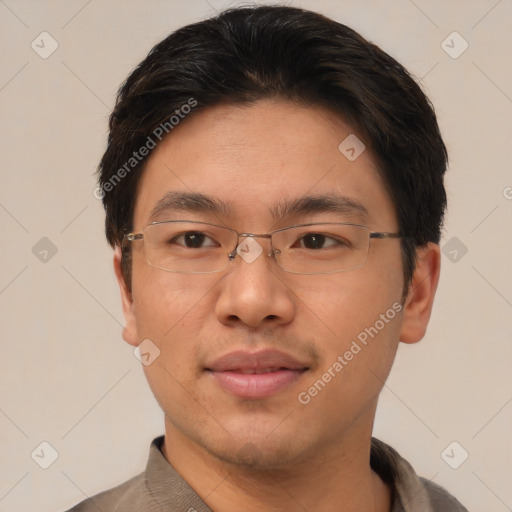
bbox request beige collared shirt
[65,436,469,511]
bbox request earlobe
[113,246,139,347]
[399,243,441,344]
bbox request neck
[161,420,391,512]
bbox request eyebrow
[149,191,230,221]
[270,194,369,220]
[148,191,369,222]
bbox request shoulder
[62,435,211,512]
[421,478,470,512]
[370,438,470,512]
[63,471,148,512]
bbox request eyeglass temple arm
[122,233,144,249]
[124,233,144,241]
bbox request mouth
[205,350,310,399]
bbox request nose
[215,237,296,329]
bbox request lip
[205,349,309,399]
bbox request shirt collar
[144,436,433,512]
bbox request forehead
[133,99,395,229]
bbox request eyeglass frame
[122,220,403,275]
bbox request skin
[113,99,440,512]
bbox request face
[115,99,438,469]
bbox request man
[68,5,468,511]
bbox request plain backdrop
[0,1,511,511]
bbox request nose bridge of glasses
[229,232,276,261]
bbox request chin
[200,428,308,471]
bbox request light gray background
[1,1,511,511]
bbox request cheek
[132,265,215,333]
[132,272,212,410]
[293,266,403,392]
[292,264,402,336]
[297,283,402,423]
[130,269,214,381]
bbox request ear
[399,242,441,344]
[113,245,139,347]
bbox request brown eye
[301,234,326,249]
[170,231,217,248]
[297,233,341,249]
